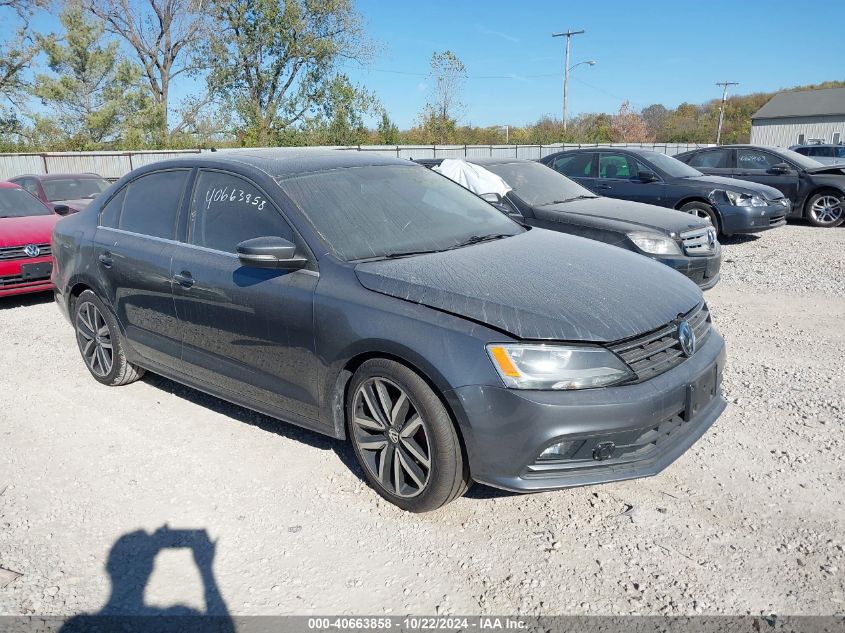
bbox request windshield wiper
[450,233,512,248]
[539,195,599,205]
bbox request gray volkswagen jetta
[52,149,727,512]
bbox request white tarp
[433,159,511,198]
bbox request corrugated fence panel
[45,153,132,180]
[0,144,717,180]
[0,154,45,179]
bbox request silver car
[789,144,845,166]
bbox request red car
[0,182,69,298]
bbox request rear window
[118,170,189,239]
[43,177,111,202]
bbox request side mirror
[53,204,71,216]
[637,170,660,183]
[769,163,791,175]
[236,236,307,270]
[479,192,503,204]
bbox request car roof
[416,157,534,167]
[14,173,105,180]
[179,148,412,178]
[0,181,22,189]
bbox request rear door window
[99,188,126,228]
[188,170,296,253]
[118,170,190,240]
[807,146,834,158]
[552,153,594,178]
[687,149,731,169]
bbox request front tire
[74,290,145,386]
[346,359,469,512]
[680,201,720,233]
[804,192,844,227]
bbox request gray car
[52,149,727,512]
[788,144,845,166]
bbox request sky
[6,0,843,130]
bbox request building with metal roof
[750,87,845,147]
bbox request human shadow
[59,526,235,633]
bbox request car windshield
[775,148,825,170]
[483,161,597,206]
[277,164,524,261]
[0,187,53,217]
[42,177,110,202]
[640,151,703,178]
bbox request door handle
[173,271,194,288]
[98,252,113,268]
[596,184,612,190]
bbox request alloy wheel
[809,195,843,225]
[691,207,711,221]
[76,302,114,377]
[351,377,431,498]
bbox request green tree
[32,3,155,148]
[87,0,210,142]
[416,50,466,143]
[204,0,372,146]
[0,0,48,104]
[376,110,400,144]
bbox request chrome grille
[679,227,718,257]
[0,243,52,260]
[609,302,712,382]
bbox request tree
[204,0,372,146]
[376,110,399,144]
[87,0,210,140]
[641,103,668,139]
[0,0,48,104]
[416,50,466,143]
[612,101,651,142]
[32,3,154,148]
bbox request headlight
[627,231,682,255]
[725,190,767,207]
[487,344,634,390]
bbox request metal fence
[0,143,714,180]
[0,149,202,180]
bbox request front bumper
[654,251,721,290]
[0,255,54,298]
[446,329,726,492]
[715,202,788,234]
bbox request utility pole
[552,29,585,131]
[715,81,739,144]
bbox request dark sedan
[9,173,111,214]
[52,149,726,512]
[417,157,721,290]
[541,148,790,236]
[675,145,845,228]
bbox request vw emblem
[387,428,399,444]
[707,228,717,248]
[24,244,40,258]
[677,320,696,357]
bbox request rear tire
[804,191,844,227]
[346,358,470,512]
[680,201,720,233]
[74,290,145,386]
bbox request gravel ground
[0,223,843,618]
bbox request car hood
[354,229,702,342]
[805,164,845,176]
[53,198,94,211]
[0,214,61,248]
[537,196,710,235]
[688,175,784,199]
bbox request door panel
[93,227,181,367]
[173,168,320,421]
[733,149,800,200]
[171,247,319,420]
[91,169,190,369]
[594,152,667,207]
